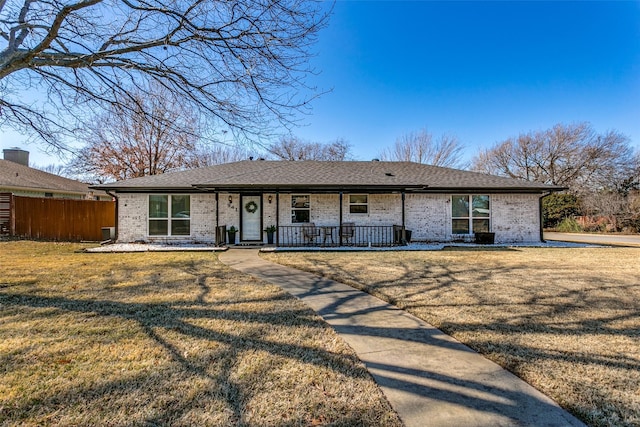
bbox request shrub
[556,217,583,233]
[542,193,582,229]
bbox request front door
[240,195,262,242]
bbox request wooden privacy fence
[2,194,116,241]
[0,193,10,234]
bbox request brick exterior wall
[262,193,278,230]
[491,193,541,243]
[116,192,542,244]
[405,193,449,241]
[117,193,216,243]
[403,193,542,243]
[219,193,238,235]
[190,194,217,242]
[117,193,147,242]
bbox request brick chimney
[3,148,29,166]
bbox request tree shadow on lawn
[271,253,640,426]
[0,284,385,425]
[251,266,586,426]
[305,254,640,341]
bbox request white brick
[117,193,217,243]
[116,192,543,244]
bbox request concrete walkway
[219,249,585,427]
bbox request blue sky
[293,0,640,162]
[2,0,639,166]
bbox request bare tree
[379,129,465,167]
[619,151,640,196]
[581,190,629,231]
[473,122,639,232]
[190,143,255,167]
[472,123,635,192]
[34,163,71,177]
[0,0,328,151]
[268,136,352,160]
[579,151,640,232]
[67,85,201,182]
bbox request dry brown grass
[0,241,401,426]
[264,247,640,427]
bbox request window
[349,194,368,214]
[291,195,310,223]
[149,195,190,236]
[451,195,490,234]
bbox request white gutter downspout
[106,190,118,242]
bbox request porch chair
[341,222,355,245]
[302,223,320,245]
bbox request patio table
[321,226,335,245]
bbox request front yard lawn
[264,247,640,427]
[0,241,401,426]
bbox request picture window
[451,195,490,234]
[149,195,191,236]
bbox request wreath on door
[245,200,259,213]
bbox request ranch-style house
[93,160,562,247]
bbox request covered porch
[210,190,415,248]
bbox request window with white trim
[451,195,490,234]
[349,194,368,214]
[149,195,191,236]
[291,195,310,223]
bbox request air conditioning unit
[101,227,116,241]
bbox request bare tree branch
[268,136,352,160]
[471,122,635,192]
[0,0,329,150]
[379,128,465,168]
[190,143,254,167]
[474,123,639,232]
[67,84,204,182]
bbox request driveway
[544,232,640,247]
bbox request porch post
[215,192,220,246]
[276,191,280,246]
[339,192,343,246]
[215,192,219,227]
[401,191,406,244]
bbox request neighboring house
[93,160,563,246]
[0,149,110,200]
[1,148,114,238]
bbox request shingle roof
[93,160,562,193]
[0,159,97,195]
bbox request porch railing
[278,225,404,247]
